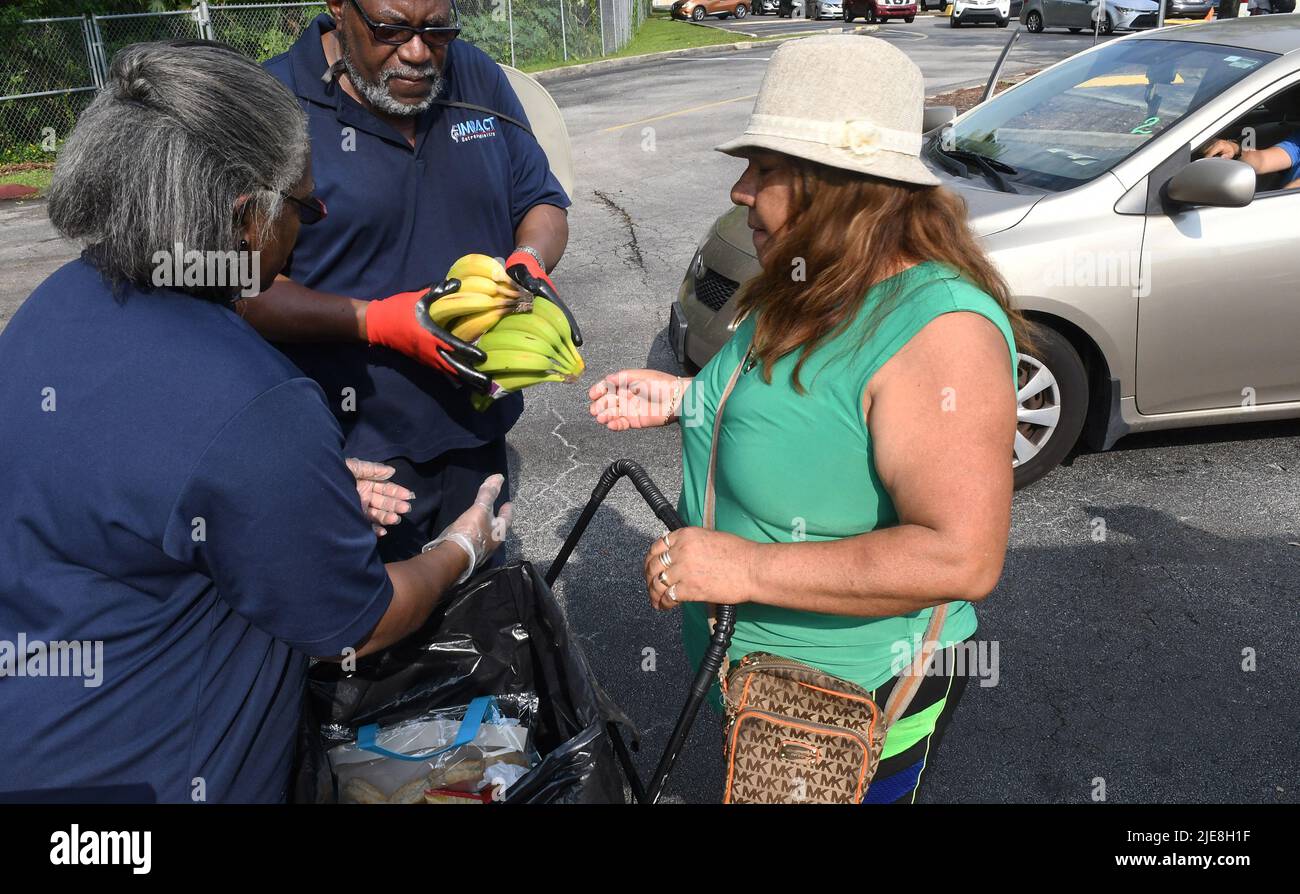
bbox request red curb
[0,184,39,201]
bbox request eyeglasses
[347,0,461,48]
[282,191,327,225]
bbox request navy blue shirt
[0,259,393,803]
[264,15,571,463]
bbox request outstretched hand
[588,368,687,431]
[347,458,414,537]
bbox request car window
[1196,83,1300,194]
[934,39,1277,192]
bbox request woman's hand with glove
[423,473,514,584]
[364,279,492,393]
[346,458,414,537]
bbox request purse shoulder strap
[707,350,953,719]
[881,604,948,726]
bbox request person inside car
[1201,132,1300,188]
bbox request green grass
[0,166,53,197]
[520,12,792,73]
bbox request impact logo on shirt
[450,115,498,143]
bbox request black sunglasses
[282,190,327,225]
[347,0,461,48]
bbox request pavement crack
[531,406,594,506]
[592,188,645,272]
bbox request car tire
[1025,9,1043,30]
[1098,12,1114,33]
[735,3,748,16]
[950,13,961,25]
[692,5,706,19]
[844,7,854,20]
[997,15,1009,24]
[905,14,915,21]
[1012,326,1089,490]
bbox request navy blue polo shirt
[264,15,571,463]
[0,258,393,803]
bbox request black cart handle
[545,459,736,804]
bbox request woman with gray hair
[0,40,511,803]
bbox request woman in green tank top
[587,35,1033,802]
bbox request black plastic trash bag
[293,560,633,804]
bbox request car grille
[1131,12,1157,25]
[695,268,739,312]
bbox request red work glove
[505,249,583,346]
[365,279,491,393]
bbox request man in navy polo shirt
[248,0,571,560]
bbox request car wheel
[997,15,1008,25]
[1098,12,1114,33]
[950,13,961,25]
[1012,327,1088,490]
[904,14,915,21]
[692,5,706,19]
[844,6,853,20]
[735,3,748,16]
[1025,9,1043,30]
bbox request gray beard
[338,35,444,118]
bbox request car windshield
[933,39,1278,193]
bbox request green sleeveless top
[679,261,1018,698]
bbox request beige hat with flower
[715,34,939,187]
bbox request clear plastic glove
[347,458,415,537]
[423,474,514,584]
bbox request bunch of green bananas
[429,254,585,407]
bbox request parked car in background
[808,0,846,16]
[1021,0,1160,34]
[750,0,782,12]
[777,0,808,14]
[844,0,919,21]
[671,0,751,19]
[669,18,1300,488]
[952,0,1013,26]
[1164,0,1215,18]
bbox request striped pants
[862,640,971,804]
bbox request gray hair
[48,40,308,299]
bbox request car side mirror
[1164,157,1256,209]
[922,105,957,134]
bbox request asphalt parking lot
[1,23,1295,803]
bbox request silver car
[808,0,845,16]
[670,18,1300,488]
[1021,0,1160,34]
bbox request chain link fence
[1,0,651,162]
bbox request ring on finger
[668,584,678,602]
[659,550,672,569]
[662,532,672,550]
[657,571,669,587]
